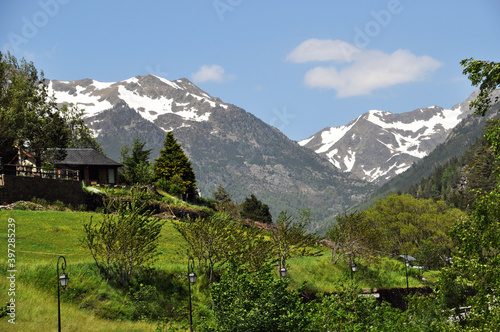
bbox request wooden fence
[0,164,79,182]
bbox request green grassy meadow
[0,210,432,331]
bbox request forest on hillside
[406,125,500,211]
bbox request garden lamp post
[187,257,197,332]
[57,256,69,332]
[279,266,287,278]
[405,256,410,291]
[350,254,357,281]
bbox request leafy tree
[81,197,164,285]
[240,193,272,223]
[271,210,321,271]
[308,290,405,331]
[462,58,500,162]
[461,58,500,117]
[443,186,500,327]
[325,211,380,264]
[174,212,272,282]
[63,103,102,152]
[440,59,500,328]
[211,184,240,218]
[153,132,197,199]
[207,258,310,332]
[364,194,459,265]
[0,52,99,165]
[120,137,153,185]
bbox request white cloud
[286,39,360,63]
[287,39,443,97]
[191,64,235,83]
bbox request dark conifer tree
[120,137,153,185]
[153,132,197,199]
[240,193,272,224]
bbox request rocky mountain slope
[299,94,480,184]
[48,75,374,231]
[351,90,500,211]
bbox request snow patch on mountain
[48,81,113,117]
[116,85,175,121]
[299,100,474,184]
[344,150,356,172]
[366,107,462,133]
[48,75,226,129]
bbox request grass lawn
[0,210,187,264]
[0,210,189,331]
[0,209,435,330]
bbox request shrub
[82,198,164,285]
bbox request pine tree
[153,132,196,199]
[240,193,272,223]
[120,137,153,185]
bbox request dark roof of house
[54,149,122,167]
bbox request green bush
[52,200,66,211]
[31,197,48,207]
[205,258,310,331]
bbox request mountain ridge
[299,95,476,184]
[48,74,498,232]
[48,75,375,232]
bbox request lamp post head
[279,267,287,278]
[59,273,69,287]
[351,262,357,273]
[188,271,197,284]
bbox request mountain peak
[300,94,477,184]
[48,74,229,126]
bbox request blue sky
[1,0,499,141]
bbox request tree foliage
[206,258,309,332]
[208,263,463,331]
[212,184,232,207]
[437,59,500,327]
[120,137,153,185]
[0,52,99,165]
[173,212,272,282]
[461,58,500,117]
[271,210,321,270]
[448,186,500,322]
[211,184,239,216]
[153,132,197,199]
[364,194,460,268]
[325,211,379,264]
[81,197,164,285]
[240,193,273,224]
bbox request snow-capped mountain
[48,74,374,232]
[299,99,475,184]
[49,75,229,130]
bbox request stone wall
[0,174,87,207]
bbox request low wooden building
[54,149,122,186]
